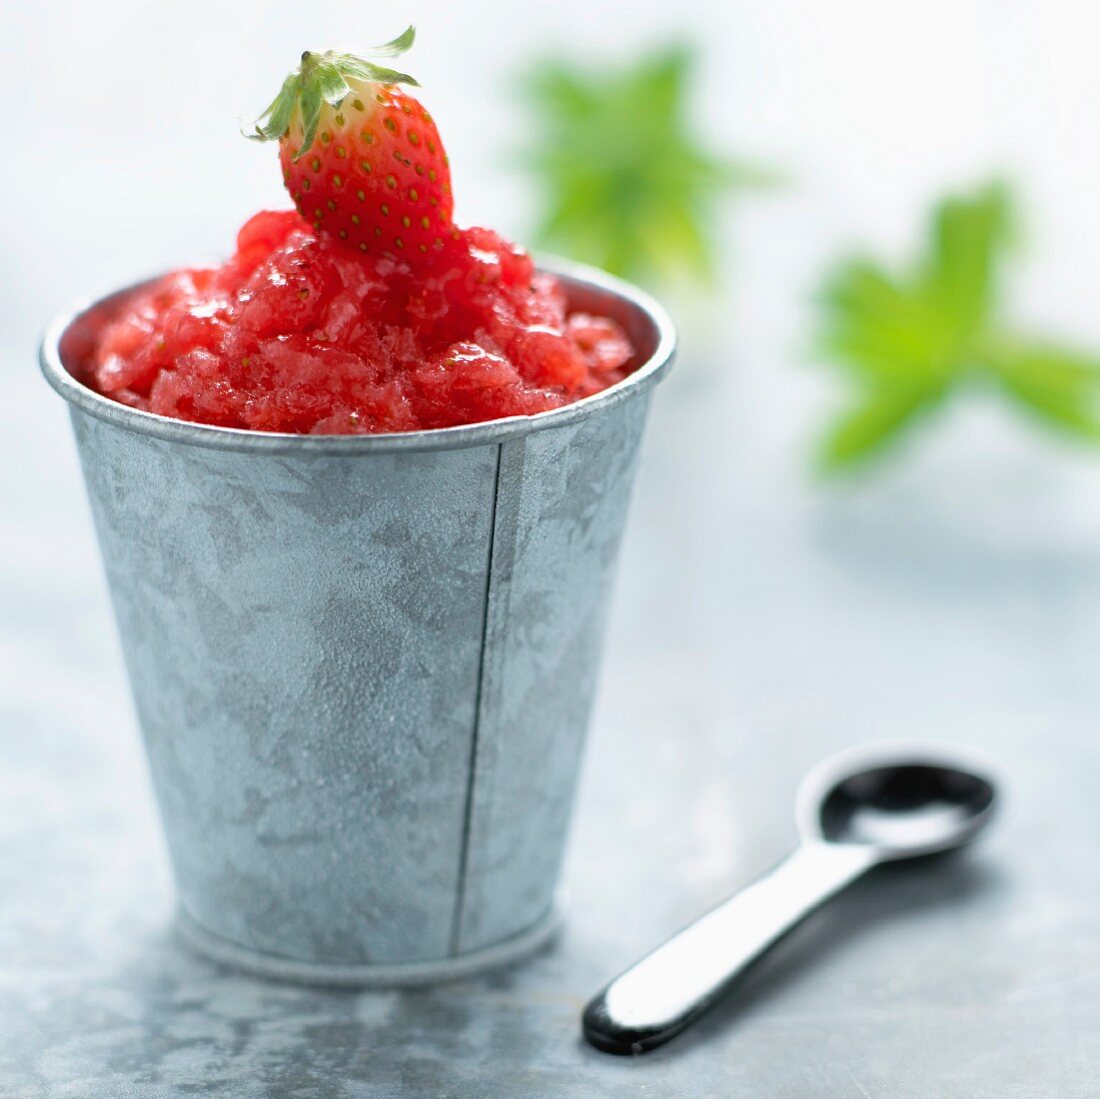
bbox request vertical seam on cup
[450,442,504,954]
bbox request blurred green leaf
[922,181,1012,339]
[819,384,942,470]
[989,339,1100,439]
[816,181,1100,472]
[515,43,775,287]
[820,259,952,381]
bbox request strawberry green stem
[249,28,420,159]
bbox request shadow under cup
[40,260,675,985]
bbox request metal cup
[40,259,675,985]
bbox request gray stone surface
[3,344,1100,1095]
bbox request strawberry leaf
[249,74,300,142]
[250,29,420,157]
[313,62,351,108]
[296,78,324,161]
[329,56,419,88]
[371,25,416,58]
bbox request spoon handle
[583,842,876,1054]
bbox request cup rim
[39,254,676,455]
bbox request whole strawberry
[251,27,453,262]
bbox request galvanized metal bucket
[40,259,675,985]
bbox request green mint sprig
[515,43,776,288]
[816,181,1100,471]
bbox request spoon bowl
[797,746,997,859]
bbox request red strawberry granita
[65,31,636,435]
[66,215,634,434]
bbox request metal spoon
[583,743,997,1055]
